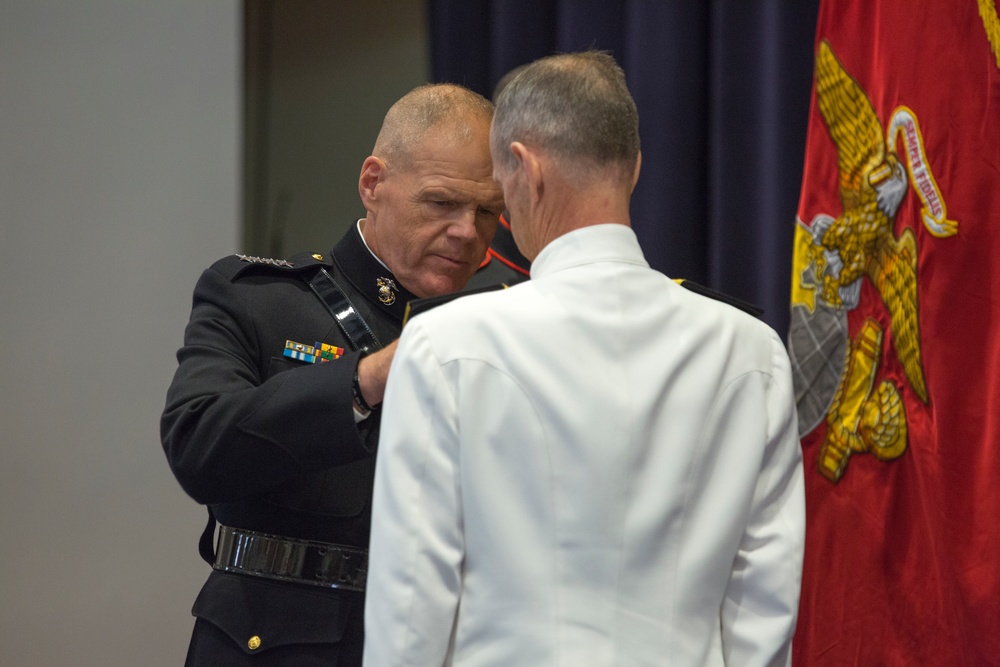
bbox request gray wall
[0,2,240,664]
[0,2,427,664]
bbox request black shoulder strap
[675,279,764,318]
[403,282,509,326]
[308,268,383,354]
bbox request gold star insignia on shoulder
[236,254,293,267]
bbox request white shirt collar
[356,218,391,272]
[530,224,649,279]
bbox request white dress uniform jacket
[364,224,805,667]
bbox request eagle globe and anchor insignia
[376,277,398,306]
[789,41,958,483]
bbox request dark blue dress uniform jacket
[161,223,417,665]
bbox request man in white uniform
[364,51,805,667]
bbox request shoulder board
[403,282,509,326]
[674,279,764,318]
[213,251,334,281]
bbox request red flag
[788,1,1000,664]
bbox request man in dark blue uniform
[161,83,504,665]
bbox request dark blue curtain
[428,0,819,336]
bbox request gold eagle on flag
[812,40,927,404]
[790,41,958,482]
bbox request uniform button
[312,254,324,261]
[248,635,262,651]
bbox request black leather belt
[213,524,367,592]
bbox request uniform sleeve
[364,320,463,667]
[721,332,806,667]
[160,265,369,505]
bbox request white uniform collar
[356,218,391,272]
[529,224,649,279]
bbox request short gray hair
[374,84,494,171]
[491,51,639,181]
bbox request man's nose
[448,208,479,240]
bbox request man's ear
[510,142,543,204]
[630,151,642,193]
[359,156,385,211]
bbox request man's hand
[356,339,399,408]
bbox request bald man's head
[357,83,503,298]
[372,84,495,173]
